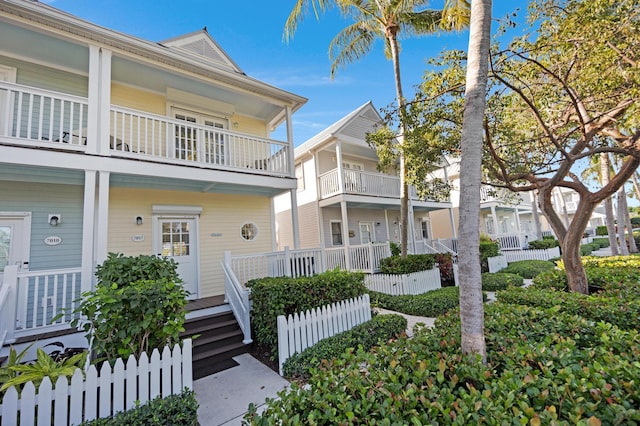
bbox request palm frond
[400,10,442,35]
[284,0,336,42]
[329,22,379,77]
[441,0,471,31]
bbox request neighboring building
[274,102,454,255]
[0,0,305,346]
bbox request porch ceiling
[0,164,291,197]
[0,21,89,73]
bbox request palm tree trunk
[601,153,619,254]
[531,190,542,241]
[458,0,491,361]
[623,190,638,253]
[387,31,410,258]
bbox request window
[172,107,227,163]
[295,164,304,190]
[241,223,258,241]
[421,219,430,240]
[359,222,374,244]
[330,221,343,246]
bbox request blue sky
[47,0,530,146]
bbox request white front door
[156,217,198,300]
[359,222,374,244]
[0,213,31,282]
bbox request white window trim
[152,205,203,215]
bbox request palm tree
[458,0,492,361]
[284,0,469,257]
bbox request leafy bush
[282,314,407,380]
[501,259,556,279]
[631,217,640,227]
[80,389,198,425]
[479,235,500,273]
[527,238,559,249]
[379,254,435,274]
[389,241,401,256]
[580,242,600,255]
[73,279,188,361]
[481,272,524,291]
[496,287,640,331]
[596,225,608,236]
[247,303,640,425]
[434,253,455,286]
[95,252,181,288]
[0,348,87,392]
[369,287,461,317]
[248,270,367,356]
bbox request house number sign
[44,236,62,246]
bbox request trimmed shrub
[369,287,461,317]
[481,272,524,291]
[282,314,407,380]
[596,225,608,236]
[80,389,198,425]
[528,238,559,249]
[434,253,455,286]
[592,237,610,248]
[379,254,436,274]
[479,236,500,273]
[248,270,367,355]
[246,303,640,425]
[501,259,556,279]
[580,242,600,256]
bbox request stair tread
[191,329,243,347]
[181,319,239,337]
[192,341,247,362]
[184,311,235,324]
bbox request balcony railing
[0,82,291,177]
[318,168,433,201]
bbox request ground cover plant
[246,301,640,424]
[369,286,461,317]
[282,314,406,380]
[500,259,556,279]
[481,272,523,291]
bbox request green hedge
[500,259,556,279]
[528,238,559,249]
[596,225,608,236]
[592,237,610,248]
[282,314,407,380]
[246,303,640,424]
[379,253,455,286]
[480,238,500,273]
[496,287,640,331]
[481,272,524,291]
[248,270,367,355]
[369,287,461,317]
[80,389,198,425]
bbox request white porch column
[98,48,112,155]
[86,46,100,155]
[81,170,97,291]
[285,105,300,249]
[408,200,417,254]
[384,209,390,241]
[95,171,110,264]
[340,200,351,270]
[290,189,300,249]
[449,207,457,238]
[317,203,326,248]
[335,141,344,193]
[491,205,498,236]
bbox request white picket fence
[364,268,441,295]
[503,247,560,263]
[0,339,193,425]
[277,295,371,376]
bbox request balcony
[0,82,291,177]
[318,168,430,201]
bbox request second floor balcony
[0,81,291,177]
[318,168,436,202]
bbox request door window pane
[161,221,190,256]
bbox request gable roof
[295,101,383,157]
[160,28,244,74]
